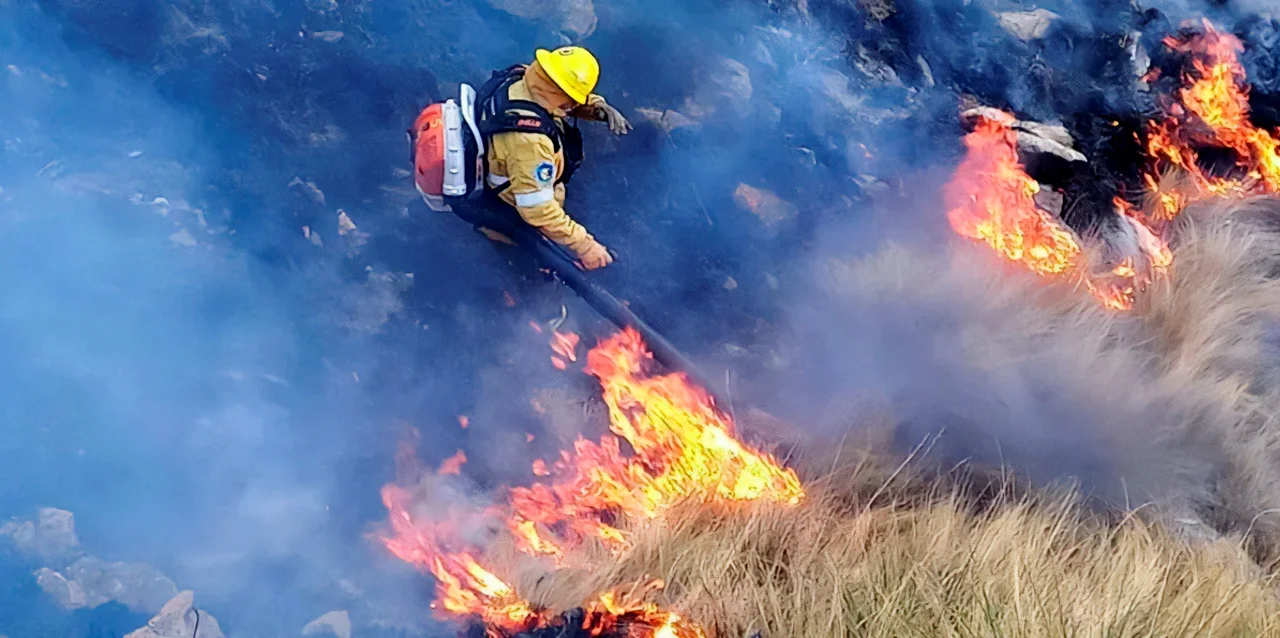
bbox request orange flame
[584,589,707,638]
[381,329,793,636]
[551,330,581,362]
[381,485,537,632]
[510,327,804,554]
[437,450,467,476]
[1145,21,1280,220]
[949,21,1280,308]
[945,116,1082,276]
[946,114,1173,311]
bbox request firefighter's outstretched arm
[496,132,613,270]
[570,95,632,136]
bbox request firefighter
[463,46,631,270]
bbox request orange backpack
[408,85,484,212]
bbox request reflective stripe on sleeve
[514,188,556,207]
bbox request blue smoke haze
[0,3,446,635]
[2,0,1275,635]
[0,1,860,634]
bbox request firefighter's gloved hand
[578,239,615,270]
[589,95,632,136]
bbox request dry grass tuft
[1134,196,1280,567]
[519,462,1280,637]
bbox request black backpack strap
[473,65,571,193]
[475,65,525,109]
[558,119,584,187]
[480,102,563,152]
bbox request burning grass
[381,328,802,637]
[379,18,1280,635]
[382,194,1280,636]
[946,19,1280,313]
[528,463,1280,638]
[502,195,1280,635]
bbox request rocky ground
[31,0,1280,430]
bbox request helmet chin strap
[526,62,575,116]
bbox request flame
[945,114,1171,310]
[381,485,537,633]
[945,19,1280,311]
[945,116,1082,276]
[1145,21,1280,221]
[583,589,707,638]
[510,327,804,554]
[381,329,797,636]
[551,330,581,363]
[438,450,467,476]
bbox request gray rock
[37,556,179,614]
[851,43,903,87]
[302,610,353,638]
[1033,188,1065,218]
[860,0,894,22]
[916,55,935,88]
[304,0,338,12]
[683,57,753,120]
[733,184,798,235]
[35,568,84,609]
[1015,120,1075,149]
[1125,31,1151,87]
[309,31,345,43]
[634,107,699,135]
[125,591,224,638]
[1,508,82,566]
[997,9,1059,42]
[288,177,326,206]
[1015,131,1087,164]
[484,0,597,40]
[960,107,1087,163]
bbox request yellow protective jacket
[485,66,605,256]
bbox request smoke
[6,0,1280,635]
[0,3,447,635]
[0,0,878,634]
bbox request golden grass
[515,459,1280,637]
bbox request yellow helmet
[535,46,600,105]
